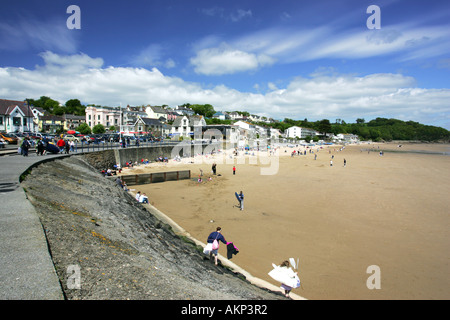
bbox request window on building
[13,117,21,126]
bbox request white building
[0,99,38,133]
[145,105,168,122]
[285,126,318,139]
[333,133,359,143]
[171,115,206,138]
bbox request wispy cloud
[0,17,78,53]
[189,18,450,76]
[230,9,252,22]
[200,7,252,22]
[129,44,176,69]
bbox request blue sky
[1,0,449,129]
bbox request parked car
[0,137,7,148]
[0,133,19,145]
[64,134,81,142]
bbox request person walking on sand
[238,191,244,211]
[344,158,346,167]
[279,260,298,298]
[233,166,236,175]
[212,163,217,175]
[207,227,227,265]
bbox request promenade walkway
[0,149,66,299]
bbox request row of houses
[0,99,87,133]
[1,99,358,143]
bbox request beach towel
[268,263,300,288]
[226,242,239,259]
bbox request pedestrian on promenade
[69,140,75,152]
[57,137,65,153]
[21,137,30,156]
[36,138,45,156]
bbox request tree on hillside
[191,104,216,118]
[26,96,60,114]
[317,119,332,137]
[65,99,86,116]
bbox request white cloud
[0,52,449,129]
[190,45,275,75]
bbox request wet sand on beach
[128,143,450,299]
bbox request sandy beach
[123,142,450,300]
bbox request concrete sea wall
[81,143,220,170]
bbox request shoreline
[121,141,450,300]
[122,141,348,300]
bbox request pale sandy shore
[123,142,450,300]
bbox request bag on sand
[203,243,213,255]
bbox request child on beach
[278,260,299,298]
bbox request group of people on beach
[206,226,298,298]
